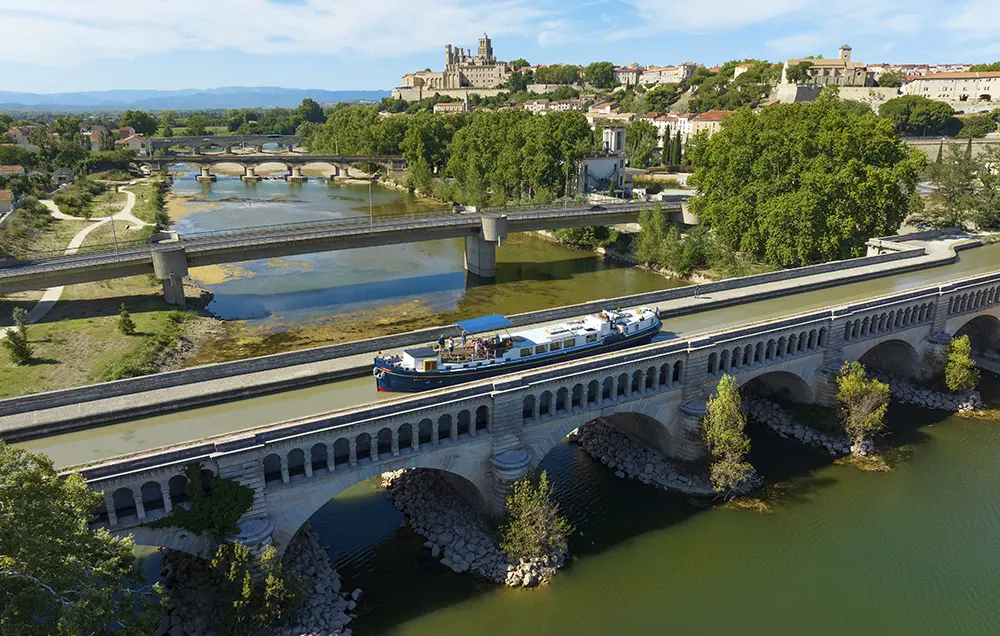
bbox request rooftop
[0,190,11,202]
[0,165,23,173]
[693,109,734,122]
[908,71,1000,80]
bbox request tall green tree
[297,97,326,124]
[926,143,977,228]
[118,302,136,335]
[703,374,754,494]
[673,130,682,165]
[0,443,159,635]
[835,361,890,456]
[183,114,208,136]
[583,61,616,89]
[878,95,955,136]
[207,543,303,636]
[120,110,158,136]
[635,203,667,263]
[625,119,659,167]
[500,471,571,560]
[646,84,680,112]
[945,334,981,392]
[690,95,925,267]
[877,70,906,87]
[972,144,1000,229]
[3,307,33,365]
[785,61,814,84]
[970,62,1000,72]
[509,58,530,71]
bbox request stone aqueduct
[74,272,1000,557]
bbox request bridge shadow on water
[322,392,962,635]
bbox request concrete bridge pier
[329,166,341,179]
[195,166,216,183]
[464,215,508,281]
[242,166,262,182]
[224,145,234,155]
[489,449,532,517]
[285,166,308,183]
[152,246,189,307]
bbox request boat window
[423,360,438,371]
[549,341,562,351]
[563,338,575,348]
[520,347,532,357]
[535,344,547,354]
[586,334,598,343]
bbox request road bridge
[66,271,1000,557]
[0,203,661,304]
[136,154,407,182]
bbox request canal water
[314,373,1000,636]
[168,167,673,325]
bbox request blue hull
[374,321,661,392]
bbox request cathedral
[401,35,512,92]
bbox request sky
[3,0,1000,94]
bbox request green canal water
[311,373,1000,636]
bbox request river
[314,373,1000,635]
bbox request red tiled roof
[0,190,12,202]
[0,165,23,173]
[693,109,734,122]
[909,71,1000,80]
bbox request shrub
[500,471,572,560]
[3,307,33,365]
[703,374,754,493]
[945,334,980,392]
[118,302,136,335]
[208,542,304,636]
[835,361,889,454]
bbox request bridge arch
[739,370,813,404]
[857,338,920,378]
[954,314,1000,354]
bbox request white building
[642,63,699,85]
[781,45,870,87]
[614,64,642,86]
[577,124,630,196]
[902,71,1000,102]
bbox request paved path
[2,187,147,337]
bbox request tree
[956,114,997,138]
[297,97,325,124]
[53,117,81,138]
[926,143,977,228]
[690,96,925,267]
[878,95,955,136]
[509,58,530,71]
[0,443,159,635]
[673,130,683,165]
[500,471,572,560]
[0,113,11,134]
[118,302,136,335]
[785,61,814,84]
[635,203,667,263]
[161,125,174,138]
[646,83,680,112]
[584,61,616,89]
[120,110,158,136]
[835,361,890,455]
[3,307,33,365]
[703,374,754,493]
[533,64,580,85]
[184,114,208,136]
[936,142,943,164]
[625,119,659,167]
[945,334,980,392]
[970,62,1000,72]
[877,70,906,88]
[207,542,303,636]
[972,144,1000,229]
[99,128,116,151]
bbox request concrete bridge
[144,135,300,156]
[136,154,408,182]
[68,270,1000,557]
[0,203,656,305]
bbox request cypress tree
[965,136,973,162]
[935,141,943,164]
[674,130,683,165]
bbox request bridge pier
[241,166,262,182]
[254,145,264,153]
[464,215,508,281]
[285,166,308,183]
[489,449,532,516]
[195,166,216,183]
[152,246,188,307]
[192,146,201,155]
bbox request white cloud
[945,0,1000,40]
[625,0,809,32]
[766,33,825,56]
[0,0,553,66]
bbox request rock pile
[381,470,564,587]
[745,398,850,456]
[156,525,356,636]
[873,371,984,413]
[569,419,714,495]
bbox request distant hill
[0,87,390,111]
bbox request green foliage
[510,58,530,71]
[118,302,136,336]
[785,61,814,84]
[183,114,209,136]
[955,114,997,138]
[149,463,254,537]
[877,71,906,88]
[99,309,190,381]
[835,361,890,448]
[297,97,326,124]
[690,97,925,267]
[635,204,667,263]
[552,225,619,249]
[689,59,783,113]
[309,105,409,156]
[0,442,158,635]
[0,113,11,133]
[703,375,754,493]
[970,62,1000,72]
[207,542,304,636]
[926,143,978,228]
[645,83,681,112]
[3,307,34,365]
[945,335,980,392]
[626,119,660,167]
[500,471,572,560]
[584,61,616,89]
[52,178,106,218]
[120,110,158,135]
[879,95,956,136]
[534,64,580,85]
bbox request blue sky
[2,0,999,93]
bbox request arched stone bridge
[71,271,1000,557]
[136,154,407,182]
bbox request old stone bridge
[143,135,300,155]
[72,271,1000,557]
[137,153,407,183]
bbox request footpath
[0,232,984,440]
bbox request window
[520,347,532,357]
[586,334,598,343]
[550,341,562,351]
[535,344,548,354]
[423,360,438,371]
[563,338,576,348]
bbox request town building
[781,45,871,87]
[398,34,511,99]
[115,135,147,153]
[902,71,1000,102]
[689,110,734,137]
[80,125,108,151]
[523,99,551,114]
[0,190,11,217]
[575,124,630,196]
[614,64,643,86]
[641,63,699,86]
[733,63,753,79]
[0,165,25,176]
[549,99,585,112]
[53,168,74,186]
[432,101,469,114]
[118,126,136,140]
[868,63,972,81]
[5,127,35,146]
